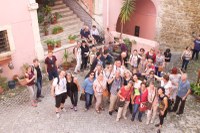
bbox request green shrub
[52,26,63,34]
[68,35,78,40]
[191,83,200,96]
[44,39,55,46]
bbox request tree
[119,0,136,38]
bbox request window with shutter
[0,30,10,53]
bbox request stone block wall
[156,0,200,51]
[64,0,92,27]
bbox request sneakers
[123,116,127,120]
[109,111,112,116]
[155,124,160,127]
[84,108,88,112]
[56,113,60,119]
[150,120,154,124]
[157,129,161,133]
[138,119,142,122]
[116,118,119,122]
[39,95,44,98]
[62,108,67,112]
[74,106,77,111]
[70,106,74,109]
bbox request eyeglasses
[90,74,94,76]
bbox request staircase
[40,0,84,51]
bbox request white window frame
[0,25,15,58]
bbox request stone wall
[156,0,200,51]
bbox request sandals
[96,110,100,114]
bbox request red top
[26,72,35,86]
[45,56,57,72]
[134,89,148,104]
[120,86,133,101]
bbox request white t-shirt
[134,80,142,89]
[53,77,67,95]
[161,80,172,96]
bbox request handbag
[118,100,125,107]
[80,93,85,101]
[145,88,157,110]
[97,79,109,97]
[117,88,131,107]
[158,66,163,72]
[139,103,148,112]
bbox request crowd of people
[18,26,200,133]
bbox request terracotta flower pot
[69,40,75,44]
[47,45,54,51]
[55,42,61,48]
[0,86,3,94]
[44,31,49,36]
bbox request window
[0,25,15,60]
[0,30,10,53]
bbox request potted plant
[68,35,77,43]
[43,25,49,36]
[44,39,55,50]
[55,39,61,48]
[43,5,52,16]
[62,49,71,70]
[123,38,132,54]
[191,83,200,101]
[51,12,62,24]
[52,26,63,34]
[0,76,8,94]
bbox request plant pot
[44,31,49,36]
[47,45,54,51]
[51,18,57,24]
[55,42,61,48]
[62,62,71,70]
[69,40,75,44]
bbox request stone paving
[0,53,200,133]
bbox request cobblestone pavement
[0,53,200,133]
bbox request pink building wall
[116,0,156,40]
[0,0,36,79]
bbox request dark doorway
[134,26,140,37]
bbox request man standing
[172,73,191,115]
[33,58,44,100]
[192,35,200,60]
[45,50,58,81]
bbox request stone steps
[40,0,85,51]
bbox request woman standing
[181,47,192,71]
[146,82,158,125]
[131,82,148,122]
[93,72,107,113]
[155,51,165,77]
[116,80,134,122]
[169,67,181,102]
[82,71,95,111]
[164,48,171,72]
[66,72,80,111]
[80,40,90,71]
[129,49,139,68]
[74,41,82,74]
[24,66,37,107]
[155,87,169,133]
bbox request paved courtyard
[0,53,200,133]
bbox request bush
[68,35,78,40]
[44,39,55,46]
[191,83,200,96]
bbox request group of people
[19,27,200,133]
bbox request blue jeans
[181,59,189,70]
[36,77,42,98]
[132,104,143,120]
[155,66,161,77]
[85,92,93,109]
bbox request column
[28,0,45,61]
[93,0,104,28]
